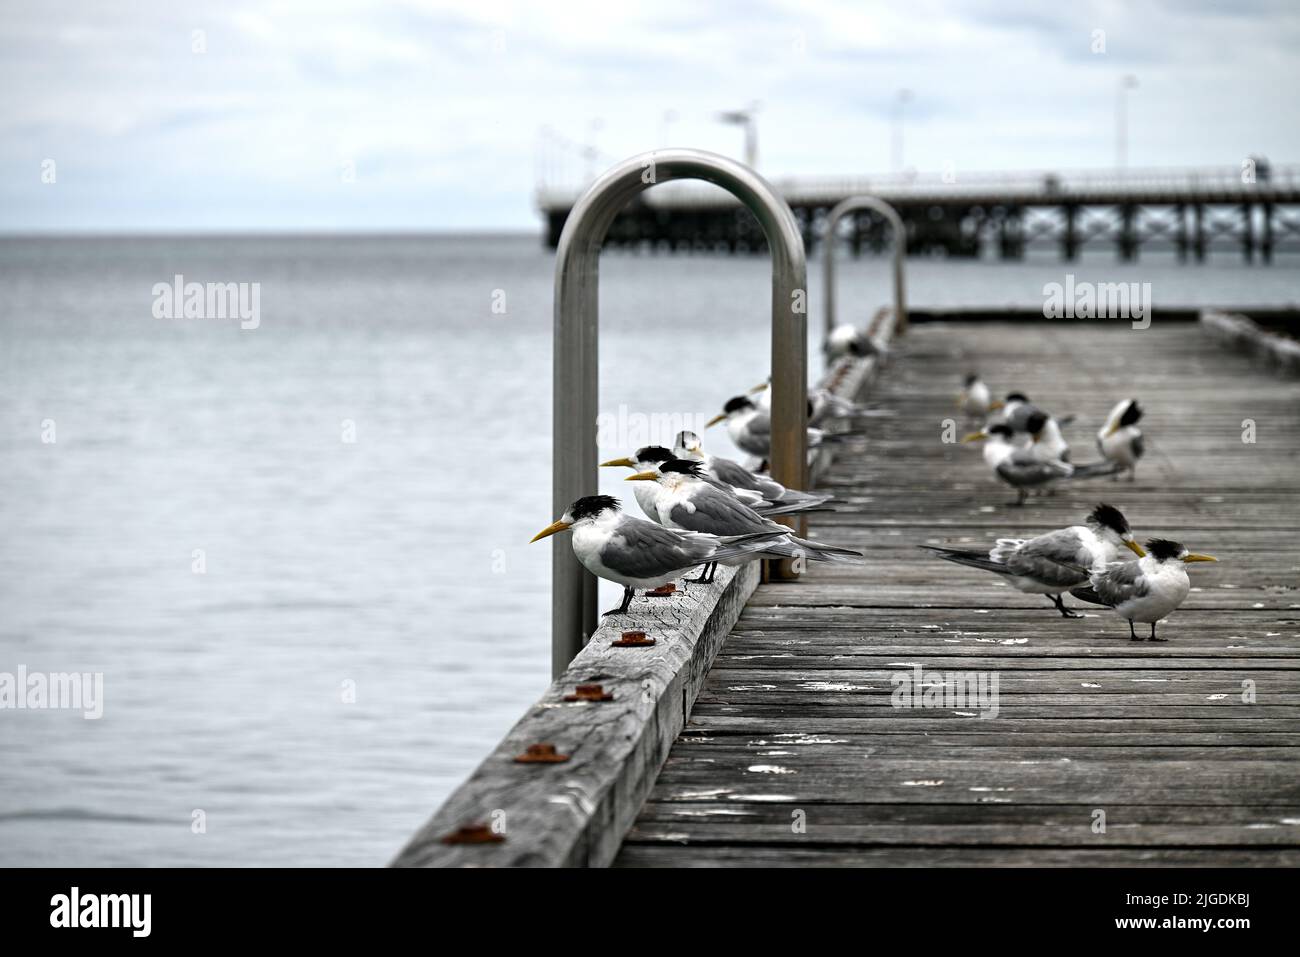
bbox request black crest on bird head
[1119,399,1143,427]
[1005,391,1029,403]
[1088,503,1130,535]
[570,495,620,520]
[635,445,673,464]
[964,373,979,387]
[987,423,1015,438]
[659,458,705,477]
[1145,538,1185,561]
[1025,410,1049,434]
[723,395,754,414]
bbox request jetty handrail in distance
[823,195,908,353]
[551,148,808,677]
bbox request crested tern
[530,495,784,616]
[674,429,835,513]
[1069,538,1217,640]
[963,417,1117,505]
[920,503,1146,617]
[958,374,993,420]
[1097,398,1144,480]
[706,394,849,463]
[627,459,864,582]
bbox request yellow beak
[961,431,986,443]
[530,520,572,543]
[705,413,726,428]
[748,382,768,395]
[1183,553,1218,563]
[1123,539,1146,557]
[988,400,1005,411]
[625,471,659,482]
[1105,423,1120,438]
[600,457,635,468]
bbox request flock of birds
[929,375,1217,640]
[528,361,1218,644]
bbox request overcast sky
[3,0,1298,232]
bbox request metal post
[822,196,907,353]
[550,149,808,676]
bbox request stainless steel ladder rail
[822,196,907,352]
[551,148,808,676]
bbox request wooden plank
[614,319,1300,866]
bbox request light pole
[1116,75,1138,170]
[658,109,678,147]
[716,103,759,168]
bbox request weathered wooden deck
[615,319,1300,866]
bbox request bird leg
[1007,488,1028,507]
[685,562,713,584]
[1128,620,1141,641]
[1049,594,1084,619]
[602,586,635,617]
[1148,621,1167,642]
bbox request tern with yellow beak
[602,445,809,519]
[958,374,993,420]
[1097,398,1145,480]
[920,504,1147,618]
[1070,538,1217,640]
[674,430,835,513]
[626,459,864,583]
[530,495,784,616]
[705,395,848,463]
[963,415,1117,505]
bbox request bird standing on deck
[1097,398,1144,480]
[1070,538,1217,640]
[920,504,1147,618]
[963,416,1116,505]
[530,495,784,616]
[991,392,1070,463]
[958,374,992,420]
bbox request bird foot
[1148,635,1169,642]
[1129,635,1144,641]
[1059,610,1084,619]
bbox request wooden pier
[396,309,1300,868]
[538,164,1300,261]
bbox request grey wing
[710,455,778,496]
[1089,559,1150,606]
[997,450,1069,487]
[605,517,712,578]
[1005,529,1090,587]
[666,486,780,537]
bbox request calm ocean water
[1,234,1296,866]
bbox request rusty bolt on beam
[440,823,505,845]
[564,683,614,702]
[644,583,676,597]
[513,743,570,763]
[612,630,656,647]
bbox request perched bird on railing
[920,503,1146,618]
[1097,398,1144,480]
[626,459,864,583]
[748,378,869,427]
[963,415,1118,505]
[825,323,883,361]
[706,394,853,463]
[602,444,822,518]
[530,495,784,616]
[1069,538,1217,640]
[674,430,834,514]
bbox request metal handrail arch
[550,148,808,675]
[823,196,907,350]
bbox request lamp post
[1116,75,1138,170]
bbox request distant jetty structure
[537,161,1300,261]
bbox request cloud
[1,0,1297,230]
